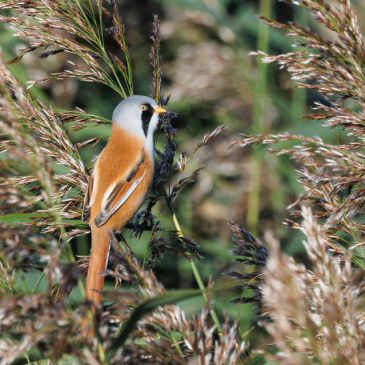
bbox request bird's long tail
[86,225,111,305]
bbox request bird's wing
[94,156,146,227]
[82,175,93,222]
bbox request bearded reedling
[82,95,166,306]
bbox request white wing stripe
[94,171,145,227]
[107,172,145,217]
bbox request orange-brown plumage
[86,125,153,303]
[83,95,165,311]
[90,125,153,229]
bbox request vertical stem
[63,242,86,297]
[98,342,107,365]
[254,0,271,133]
[166,201,222,334]
[247,0,272,235]
[171,332,184,358]
[291,7,307,123]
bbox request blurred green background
[2,0,365,355]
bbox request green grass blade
[108,289,200,356]
[0,212,49,224]
[0,213,86,226]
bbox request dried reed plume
[105,240,247,364]
[262,207,365,364]
[234,0,365,266]
[0,0,133,96]
[0,1,246,363]
[230,0,365,363]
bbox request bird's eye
[141,104,148,111]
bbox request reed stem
[247,0,272,235]
[165,198,223,334]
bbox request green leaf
[0,212,86,227]
[0,212,48,224]
[107,289,200,356]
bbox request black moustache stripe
[141,104,154,137]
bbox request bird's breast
[89,125,154,229]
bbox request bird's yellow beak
[154,106,167,114]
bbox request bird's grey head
[112,95,165,142]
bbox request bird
[82,95,166,306]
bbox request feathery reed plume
[0,257,13,295]
[131,121,227,264]
[0,1,131,361]
[262,207,365,364]
[0,0,137,248]
[105,240,247,364]
[194,124,227,153]
[0,0,133,97]
[227,0,365,363]
[0,1,247,363]
[226,222,269,314]
[233,0,365,267]
[0,53,88,238]
[150,14,162,102]
[0,291,88,365]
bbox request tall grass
[247,0,272,235]
[1,0,365,364]
[234,0,365,363]
[0,1,246,364]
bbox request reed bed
[1,0,365,364]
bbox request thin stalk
[17,104,86,297]
[165,197,222,334]
[70,0,132,98]
[291,7,308,123]
[25,354,31,365]
[120,22,134,95]
[171,332,184,358]
[31,272,44,293]
[63,240,86,297]
[247,0,272,235]
[97,342,107,365]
